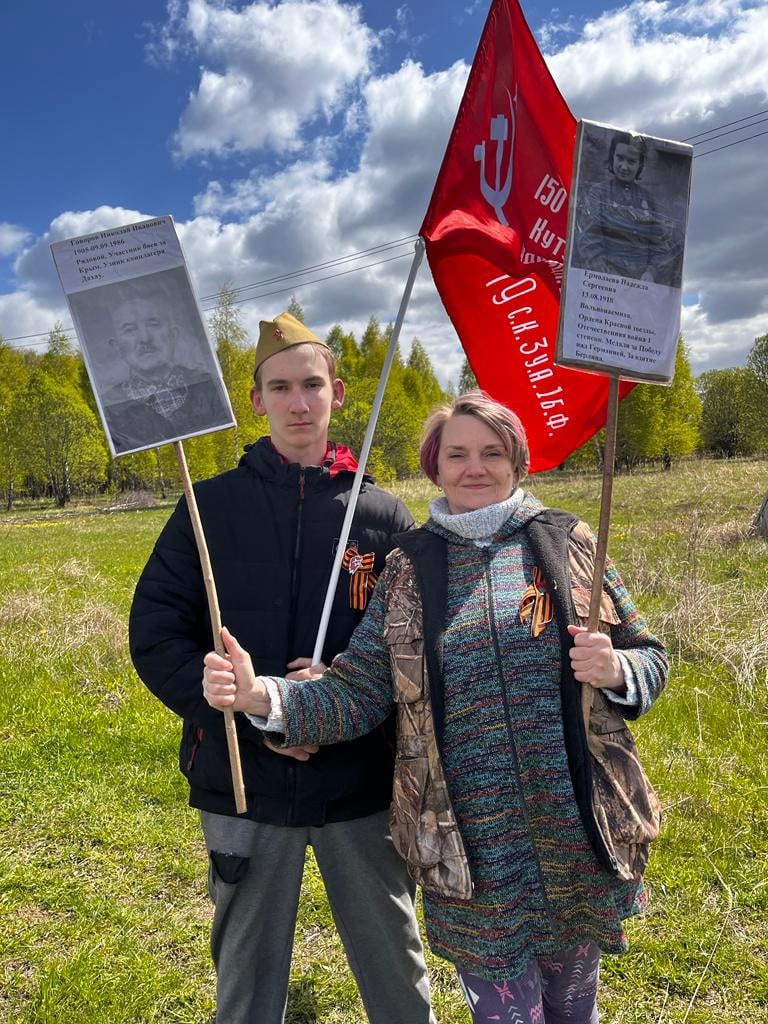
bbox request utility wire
[3,250,416,347]
[690,116,768,152]
[199,235,418,302]
[694,127,768,158]
[207,251,413,310]
[683,107,768,142]
[179,113,768,308]
[4,107,767,348]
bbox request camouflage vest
[383,514,660,899]
[564,520,662,883]
[383,547,473,900]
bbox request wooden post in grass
[582,375,620,727]
[176,441,247,815]
[751,493,768,539]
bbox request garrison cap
[254,312,326,375]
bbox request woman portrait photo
[571,124,687,288]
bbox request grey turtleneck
[428,489,525,545]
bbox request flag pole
[582,374,620,725]
[311,238,426,664]
[175,440,247,814]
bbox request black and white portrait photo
[52,217,235,457]
[569,123,691,288]
[69,269,233,454]
[556,121,693,383]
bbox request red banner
[420,0,632,472]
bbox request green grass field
[1,458,767,1023]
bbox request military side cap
[254,312,326,374]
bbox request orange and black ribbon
[341,545,377,610]
[519,566,553,637]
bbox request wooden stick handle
[582,375,620,728]
[176,442,247,814]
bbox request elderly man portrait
[101,281,230,454]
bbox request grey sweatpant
[201,809,435,1024]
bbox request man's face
[251,344,344,466]
[111,297,178,379]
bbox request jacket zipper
[290,470,306,612]
[285,469,306,826]
[483,551,556,927]
[186,726,204,772]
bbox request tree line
[0,287,765,510]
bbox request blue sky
[1,0,483,237]
[1,0,766,383]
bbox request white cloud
[1,207,154,347]
[167,0,375,157]
[146,0,188,65]
[0,223,31,257]
[13,207,152,309]
[172,0,768,379]
[546,0,768,370]
[0,289,67,348]
[548,0,767,128]
[680,302,766,371]
[5,0,766,388]
[182,58,469,377]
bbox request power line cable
[694,127,768,158]
[200,235,418,301]
[204,252,414,310]
[684,107,768,142]
[4,238,420,344]
[691,116,768,152]
[4,108,767,348]
[3,250,416,347]
[136,110,768,310]
[201,116,767,306]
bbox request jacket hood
[239,435,364,484]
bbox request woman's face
[436,414,517,514]
[612,142,642,183]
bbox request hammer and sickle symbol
[473,88,517,226]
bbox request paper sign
[556,121,693,383]
[51,216,235,457]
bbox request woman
[574,131,676,285]
[204,391,668,1024]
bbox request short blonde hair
[420,390,529,485]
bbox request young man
[129,312,434,1024]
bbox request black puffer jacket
[129,437,413,822]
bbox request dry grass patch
[0,591,47,629]
[616,508,768,709]
[57,558,97,583]
[0,573,126,672]
[707,520,755,547]
[67,602,127,655]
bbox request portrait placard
[51,216,235,456]
[556,121,693,383]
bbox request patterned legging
[457,942,601,1023]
